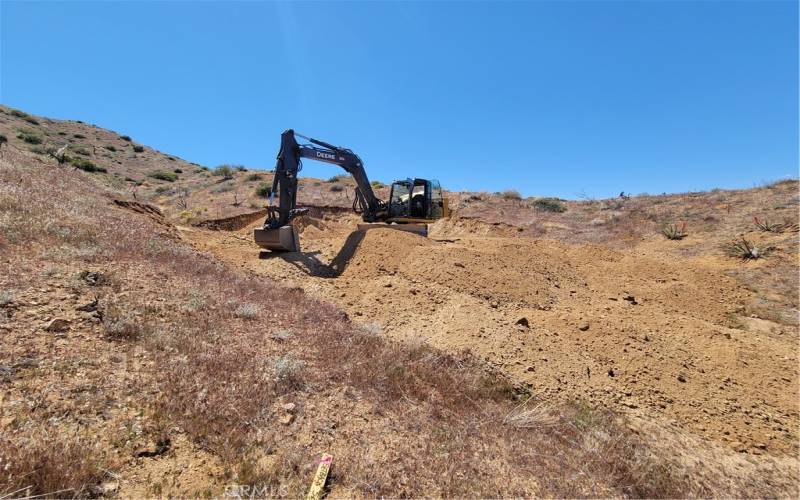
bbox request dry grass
[233,301,261,319]
[0,148,797,497]
[0,433,112,498]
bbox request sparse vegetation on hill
[723,236,771,260]
[530,196,567,212]
[16,130,42,144]
[71,157,106,173]
[10,108,39,125]
[256,182,272,198]
[661,221,687,240]
[148,170,178,182]
[0,105,798,497]
[213,164,235,180]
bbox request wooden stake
[305,453,333,500]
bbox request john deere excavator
[254,129,448,252]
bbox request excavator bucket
[254,225,301,252]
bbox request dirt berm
[181,212,799,457]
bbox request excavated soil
[180,212,799,457]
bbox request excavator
[255,129,448,252]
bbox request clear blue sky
[1,1,797,198]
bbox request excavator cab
[387,178,447,222]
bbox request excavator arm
[267,129,385,229]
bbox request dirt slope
[3,106,798,496]
[184,208,799,457]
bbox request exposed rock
[731,441,747,453]
[79,270,108,286]
[578,322,590,331]
[135,437,171,457]
[677,374,687,383]
[44,318,70,332]
[515,317,529,328]
[282,402,297,413]
[0,365,14,382]
[76,297,98,312]
[623,295,638,305]
[90,480,119,496]
[280,413,294,425]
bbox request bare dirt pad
[183,212,799,459]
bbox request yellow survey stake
[305,453,333,500]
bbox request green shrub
[132,144,145,153]
[501,189,522,200]
[200,166,209,171]
[167,156,176,161]
[17,131,42,144]
[148,170,178,182]
[330,184,345,192]
[57,131,67,136]
[0,134,7,146]
[120,135,132,141]
[104,145,117,152]
[723,237,771,260]
[29,146,48,155]
[752,217,792,233]
[71,146,90,156]
[213,165,235,180]
[155,186,171,194]
[371,180,386,188]
[661,222,687,240]
[246,173,262,182]
[255,183,272,198]
[531,197,567,213]
[235,165,247,172]
[327,174,348,183]
[73,133,86,139]
[10,109,38,124]
[173,168,183,174]
[71,158,106,173]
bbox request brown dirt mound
[182,212,799,458]
[429,214,523,238]
[339,228,433,279]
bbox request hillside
[1,107,798,498]
[0,105,386,222]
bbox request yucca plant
[753,216,783,233]
[661,222,687,240]
[723,237,770,260]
